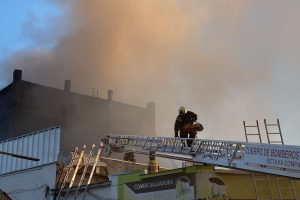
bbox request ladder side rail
[276,176,283,200]
[252,173,259,200]
[277,119,284,145]
[107,135,252,147]
[73,145,95,200]
[108,135,300,155]
[64,146,86,200]
[256,120,262,143]
[266,175,273,200]
[106,135,300,178]
[243,121,248,142]
[264,119,271,144]
[56,147,79,200]
[291,178,297,200]
[264,119,284,145]
[82,145,103,200]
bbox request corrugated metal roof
[0,127,60,175]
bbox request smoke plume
[1,0,300,144]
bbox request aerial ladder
[104,134,300,179]
[57,123,300,199]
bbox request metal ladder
[244,119,297,200]
[243,120,262,143]
[73,144,95,200]
[252,173,273,200]
[244,120,273,200]
[264,119,296,200]
[264,119,284,145]
[276,176,296,200]
[72,144,103,200]
[81,144,103,200]
[56,145,86,200]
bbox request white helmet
[179,106,186,114]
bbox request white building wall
[0,163,57,200]
[0,127,61,175]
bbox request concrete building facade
[0,70,156,150]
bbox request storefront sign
[244,144,300,170]
[124,173,195,200]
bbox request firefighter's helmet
[179,106,186,114]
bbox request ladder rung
[244,125,259,128]
[86,162,96,165]
[267,133,281,135]
[266,124,279,126]
[255,178,270,181]
[246,134,260,136]
[277,177,291,180]
[279,187,293,190]
[269,141,282,144]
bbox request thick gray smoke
[1,0,300,144]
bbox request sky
[0,0,300,145]
[0,0,61,57]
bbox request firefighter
[174,106,203,147]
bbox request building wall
[60,92,110,150]
[0,70,156,151]
[117,165,300,200]
[14,82,63,138]
[59,183,114,200]
[0,127,60,175]
[0,85,13,140]
[0,163,57,200]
